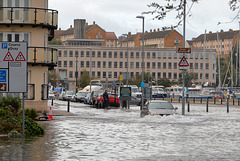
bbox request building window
[114,52,117,58]
[158,62,161,69]
[58,61,62,67]
[98,51,101,58]
[114,72,117,78]
[108,72,112,78]
[69,61,73,67]
[92,51,95,57]
[125,62,128,68]
[109,51,112,58]
[195,53,199,59]
[174,62,177,69]
[190,63,193,69]
[64,61,67,67]
[114,62,118,68]
[64,51,67,57]
[152,72,155,79]
[206,63,209,69]
[136,62,139,68]
[131,72,134,77]
[81,51,84,57]
[174,73,177,79]
[130,62,134,68]
[152,52,156,59]
[136,52,139,58]
[86,61,89,68]
[163,52,167,59]
[97,61,101,68]
[194,73,198,79]
[92,61,95,68]
[69,51,73,57]
[75,51,79,57]
[163,62,166,69]
[195,63,198,69]
[200,53,204,59]
[103,72,106,78]
[152,62,156,69]
[206,53,209,59]
[168,73,172,79]
[190,53,193,59]
[200,63,203,69]
[168,52,172,59]
[81,61,84,68]
[97,71,101,78]
[158,72,161,78]
[174,53,177,59]
[168,62,172,69]
[120,52,123,58]
[58,50,62,57]
[131,52,134,58]
[147,52,150,59]
[163,72,166,78]
[108,62,112,68]
[86,51,90,57]
[147,62,150,69]
[157,52,161,58]
[69,71,73,78]
[120,62,123,68]
[103,61,106,68]
[92,71,95,77]
[103,51,106,58]
[205,73,209,79]
[125,52,128,58]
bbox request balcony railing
[0,7,58,29]
[28,47,58,68]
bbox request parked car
[141,100,178,117]
[63,91,74,101]
[59,91,66,100]
[48,91,55,100]
[89,90,103,105]
[84,92,91,104]
[96,93,120,108]
[95,93,103,108]
[72,92,87,102]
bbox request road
[1,100,240,161]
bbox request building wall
[55,46,217,89]
[164,31,183,48]
[86,26,106,46]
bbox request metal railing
[28,47,57,66]
[0,7,58,29]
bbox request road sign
[179,56,189,66]
[177,48,191,53]
[0,42,27,92]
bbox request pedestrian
[103,90,109,109]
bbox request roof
[192,30,239,42]
[142,30,178,40]
[122,33,143,42]
[106,32,117,40]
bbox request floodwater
[1,100,240,161]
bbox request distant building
[57,19,117,47]
[121,29,183,48]
[191,29,240,56]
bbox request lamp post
[75,55,78,94]
[89,48,92,93]
[136,15,145,110]
[122,33,129,86]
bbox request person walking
[103,90,109,109]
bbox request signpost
[177,48,191,53]
[0,42,27,141]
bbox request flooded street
[1,100,240,160]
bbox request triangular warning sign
[3,52,14,61]
[15,52,26,61]
[179,56,189,66]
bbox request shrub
[0,96,21,113]
[25,108,38,120]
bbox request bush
[25,108,38,120]
[0,96,21,113]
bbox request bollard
[227,98,229,113]
[200,98,202,104]
[193,97,195,104]
[214,97,216,104]
[238,99,240,106]
[187,101,190,112]
[206,98,209,112]
[51,98,54,106]
[179,96,180,103]
[171,97,172,103]
[221,98,222,104]
[233,98,235,105]
[67,100,70,112]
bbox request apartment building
[55,44,216,91]
[121,29,183,48]
[191,29,240,56]
[0,0,58,111]
[58,19,118,47]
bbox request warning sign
[15,51,26,61]
[179,56,189,66]
[3,52,14,61]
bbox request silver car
[141,100,178,117]
[63,91,74,101]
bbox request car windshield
[77,93,86,96]
[109,94,117,97]
[66,91,74,95]
[131,88,139,93]
[148,102,174,109]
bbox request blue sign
[0,70,6,83]
[2,43,7,49]
[186,88,189,94]
[113,83,116,87]
[141,82,145,87]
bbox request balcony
[0,7,58,40]
[28,47,58,69]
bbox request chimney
[150,29,152,33]
[86,22,88,26]
[93,21,95,25]
[154,29,156,32]
[209,31,212,34]
[74,19,86,39]
[70,25,72,29]
[157,28,160,32]
[220,29,224,33]
[128,32,131,37]
[229,29,233,32]
[59,28,61,31]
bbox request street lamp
[122,33,129,86]
[89,48,92,93]
[75,55,78,94]
[136,15,145,110]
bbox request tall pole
[201,30,206,86]
[231,41,233,89]
[239,21,240,86]
[182,0,186,115]
[75,55,78,94]
[127,34,129,87]
[217,32,221,88]
[89,48,92,93]
[236,31,238,86]
[136,15,145,110]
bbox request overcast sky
[49,0,240,40]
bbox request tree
[48,69,58,87]
[178,71,194,87]
[79,69,90,89]
[48,39,63,45]
[157,78,172,87]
